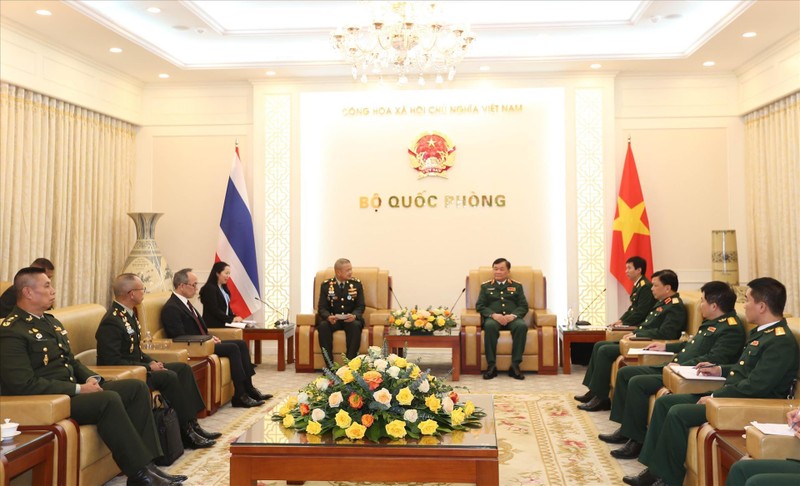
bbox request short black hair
[747,277,786,315]
[651,269,679,291]
[626,256,647,275]
[492,258,510,270]
[13,267,47,299]
[700,281,736,313]
[30,258,54,270]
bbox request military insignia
[35,333,43,339]
[657,307,663,312]
[751,340,759,346]
[665,297,672,305]
[408,131,456,178]
[25,315,33,321]
[61,330,68,335]
[507,287,516,292]
[776,327,786,336]
[43,353,48,366]
[672,298,680,304]
[708,327,716,332]
[727,317,738,325]
[639,280,645,287]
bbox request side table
[715,431,747,486]
[242,325,296,371]
[189,356,215,416]
[1,431,55,486]
[558,326,607,374]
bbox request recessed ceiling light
[35,10,52,16]
[147,7,161,14]
[265,71,276,76]
[742,32,757,38]
[590,63,602,69]
[109,47,123,53]
[158,73,170,79]
[479,66,490,72]
[703,61,716,67]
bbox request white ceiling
[1,0,798,84]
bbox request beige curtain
[744,91,800,316]
[0,82,135,307]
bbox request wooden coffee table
[1,431,55,486]
[230,394,497,486]
[385,328,461,381]
[558,325,607,374]
[242,324,295,370]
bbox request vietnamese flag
[610,142,654,293]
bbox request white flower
[297,392,309,404]
[374,359,388,372]
[417,379,430,393]
[404,409,418,423]
[315,378,329,391]
[335,366,350,379]
[368,346,382,358]
[404,322,411,329]
[373,388,392,406]
[424,323,433,331]
[387,353,399,364]
[311,408,326,422]
[387,366,401,379]
[328,391,344,407]
[442,396,454,414]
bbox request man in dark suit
[96,273,219,449]
[317,258,365,365]
[0,258,55,318]
[0,267,185,486]
[160,268,270,408]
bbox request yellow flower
[428,315,435,322]
[345,422,367,440]
[385,419,407,439]
[394,357,408,368]
[425,395,442,413]
[464,400,475,417]
[414,319,426,328]
[451,408,466,426]
[335,409,353,428]
[286,396,298,408]
[282,414,295,427]
[418,419,439,435]
[436,316,446,326]
[341,369,355,384]
[306,420,322,435]
[409,365,420,379]
[348,357,362,370]
[396,387,414,406]
[411,313,419,320]
[278,404,292,417]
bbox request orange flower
[362,370,383,391]
[449,391,459,403]
[444,310,451,316]
[388,316,395,323]
[361,414,375,427]
[299,403,310,416]
[348,392,364,409]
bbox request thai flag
[215,146,261,317]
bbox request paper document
[750,422,796,437]
[627,348,674,356]
[225,322,248,329]
[241,320,257,325]
[673,365,726,381]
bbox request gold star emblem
[612,197,650,251]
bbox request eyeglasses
[130,287,147,293]
[184,282,198,288]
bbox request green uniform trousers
[639,393,705,486]
[70,379,162,476]
[483,317,527,367]
[581,340,621,397]
[726,459,800,486]
[150,362,205,427]
[609,365,665,442]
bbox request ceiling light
[147,7,161,14]
[35,10,52,16]
[158,73,170,79]
[265,71,276,76]
[742,32,757,38]
[703,61,716,67]
[109,47,123,53]
[590,63,602,69]
[479,66,490,72]
[331,1,475,84]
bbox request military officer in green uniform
[625,277,799,486]
[0,267,186,486]
[611,256,657,328]
[476,258,528,380]
[317,258,365,365]
[96,273,220,450]
[577,269,688,411]
[601,281,746,459]
[0,258,54,318]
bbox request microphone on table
[255,296,290,327]
[450,287,466,312]
[389,286,404,309]
[575,288,606,326]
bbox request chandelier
[331,2,475,85]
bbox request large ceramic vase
[121,212,173,292]
[711,230,739,285]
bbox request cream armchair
[295,267,391,372]
[460,266,557,374]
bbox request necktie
[187,301,207,335]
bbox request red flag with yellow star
[610,142,653,293]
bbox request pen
[695,363,717,369]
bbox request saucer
[2,431,21,441]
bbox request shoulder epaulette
[672,298,680,304]
[727,317,738,325]
[481,279,492,285]
[350,277,361,283]
[775,327,786,336]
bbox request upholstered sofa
[460,266,558,374]
[295,267,391,372]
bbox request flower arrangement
[387,306,458,334]
[271,345,484,442]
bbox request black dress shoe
[483,366,498,380]
[127,467,179,485]
[181,425,215,449]
[247,387,273,401]
[622,468,661,486]
[190,419,222,440]
[598,427,628,444]
[577,396,611,412]
[508,364,525,380]
[232,393,264,408]
[610,439,643,459]
[573,390,595,403]
[147,463,188,482]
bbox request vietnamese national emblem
[408,132,456,178]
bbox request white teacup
[2,418,19,438]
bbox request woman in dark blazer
[199,261,244,328]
